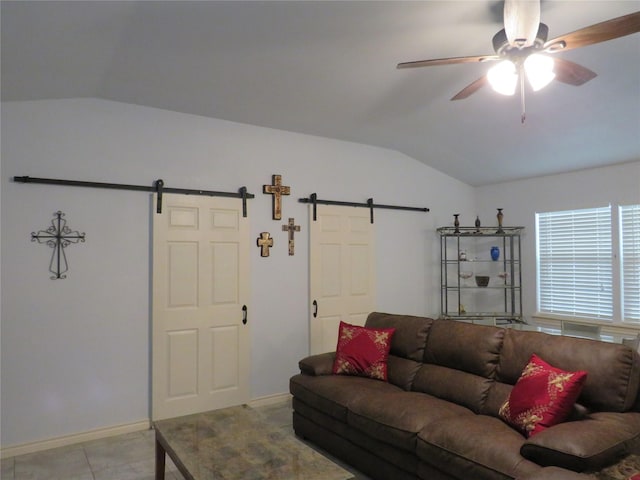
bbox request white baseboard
[1,419,150,459]
[2,395,291,459]
[248,392,292,408]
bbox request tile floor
[1,425,179,480]
[0,400,370,480]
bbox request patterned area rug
[596,455,640,480]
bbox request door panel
[167,242,199,307]
[210,326,239,390]
[167,330,199,398]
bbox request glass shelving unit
[437,226,524,325]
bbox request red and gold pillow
[499,354,587,437]
[332,321,395,381]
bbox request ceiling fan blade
[544,11,640,52]
[397,55,498,69]
[553,58,597,86]
[450,76,488,101]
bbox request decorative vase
[491,246,500,261]
[453,214,460,234]
[496,208,504,233]
[475,216,481,233]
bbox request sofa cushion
[348,391,474,452]
[333,321,395,381]
[412,364,495,413]
[424,320,504,378]
[520,411,640,472]
[387,355,423,391]
[499,354,587,437]
[365,312,434,362]
[498,329,640,412]
[417,414,540,480]
[289,373,402,422]
[483,380,513,417]
[412,320,504,413]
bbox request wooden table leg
[155,433,166,480]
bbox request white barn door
[152,194,250,420]
[309,205,376,354]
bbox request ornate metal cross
[282,218,301,256]
[32,211,86,279]
[257,232,274,257]
[263,174,290,220]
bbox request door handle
[312,300,318,318]
[242,305,248,325]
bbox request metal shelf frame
[437,226,524,324]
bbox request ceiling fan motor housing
[493,23,549,55]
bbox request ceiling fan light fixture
[524,54,555,91]
[487,60,518,96]
[503,0,541,48]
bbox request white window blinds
[621,205,640,323]
[536,206,612,320]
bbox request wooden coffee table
[154,405,354,480]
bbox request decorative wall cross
[32,211,86,279]
[263,174,290,220]
[257,232,274,257]
[282,218,301,256]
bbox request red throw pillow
[499,354,587,437]
[332,321,395,381]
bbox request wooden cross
[282,218,301,256]
[263,174,290,220]
[257,232,273,257]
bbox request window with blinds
[536,206,612,321]
[621,205,640,323]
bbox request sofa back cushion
[497,329,640,412]
[365,312,434,362]
[412,365,494,413]
[423,320,505,377]
[386,355,423,391]
[412,320,505,413]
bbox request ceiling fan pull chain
[520,65,526,124]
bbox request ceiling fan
[397,1,640,122]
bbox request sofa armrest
[520,412,640,472]
[516,467,595,480]
[298,352,336,376]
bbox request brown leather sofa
[289,312,640,480]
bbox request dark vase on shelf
[491,246,500,261]
[453,214,460,234]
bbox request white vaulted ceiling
[2,1,639,186]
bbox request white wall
[1,98,474,449]
[475,161,640,325]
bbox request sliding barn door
[152,194,250,420]
[309,205,376,354]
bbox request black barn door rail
[299,193,429,223]
[13,176,255,216]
